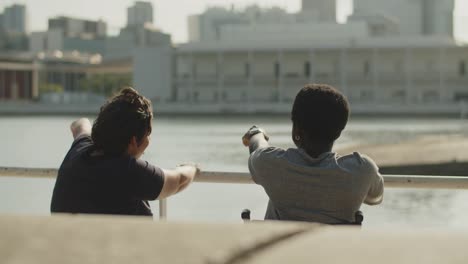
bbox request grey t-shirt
[248,147,384,224]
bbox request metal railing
[2,167,468,219]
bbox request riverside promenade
[1,214,468,264]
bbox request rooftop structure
[127,1,153,27]
[350,0,455,37]
[188,5,344,43]
[301,0,336,22]
[48,16,107,39]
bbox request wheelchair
[241,209,364,226]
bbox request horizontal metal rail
[3,167,468,219]
[2,167,468,189]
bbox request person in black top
[51,87,198,217]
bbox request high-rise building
[423,0,455,36]
[127,1,154,26]
[189,6,307,42]
[301,0,336,22]
[48,16,107,39]
[352,0,424,36]
[30,17,107,54]
[0,4,28,33]
[351,0,455,37]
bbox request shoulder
[128,158,164,177]
[249,147,305,174]
[249,146,288,176]
[71,135,93,151]
[338,152,379,175]
[250,146,287,163]
[62,136,93,163]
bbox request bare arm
[364,173,384,205]
[248,134,270,153]
[70,118,92,140]
[362,156,384,205]
[158,165,199,200]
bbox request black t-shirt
[51,136,165,217]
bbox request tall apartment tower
[127,1,154,26]
[301,0,336,22]
[1,4,28,33]
[423,0,455,36]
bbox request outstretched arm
[364,173,384,205]
[158,164,199,200]
[70,118,92,140]
[242,126,270,153]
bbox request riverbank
[0,101,467,117]
[338,135,468,176]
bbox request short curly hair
[92,87,153,156]
[291,84,349,144]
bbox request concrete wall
[133,46,173,102]
[174,46,468,104]
[30,30,63,53]
[105,35,134,60]
[63,37,106,54]
[219,22,369,43]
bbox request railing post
[159,199,167,220]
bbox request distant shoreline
[380,162,468,176]
[0,101,467,117]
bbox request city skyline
[0,0,467,43]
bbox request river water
[1,115,468,229]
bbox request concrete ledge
[2,214,468,264]
[0,214,314,264]
[243,227,468,264]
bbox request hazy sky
[1,0,467,43]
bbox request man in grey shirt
[243,84,384,224]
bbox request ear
[127,136,138,155]
[130,136,138,147]
[292,124,301,146]
[292,123,298,137]
[292,123,303,139]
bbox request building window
[192,63,197,79]
[304,62,311,77]
[333,60,339,74]
[245,63,250,78]
[423,91,439,102]
[454,92,468,102]
[460,61,466,76]
[392,90,406,100]
[395,60,403,73]
[360,90,373,100]
[426,61,435,72]
[363,61,370,76]
[274,62,280,79]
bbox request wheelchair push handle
[241,209,251,221]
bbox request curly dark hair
[92,87,153,156]
[291,84,349,144]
